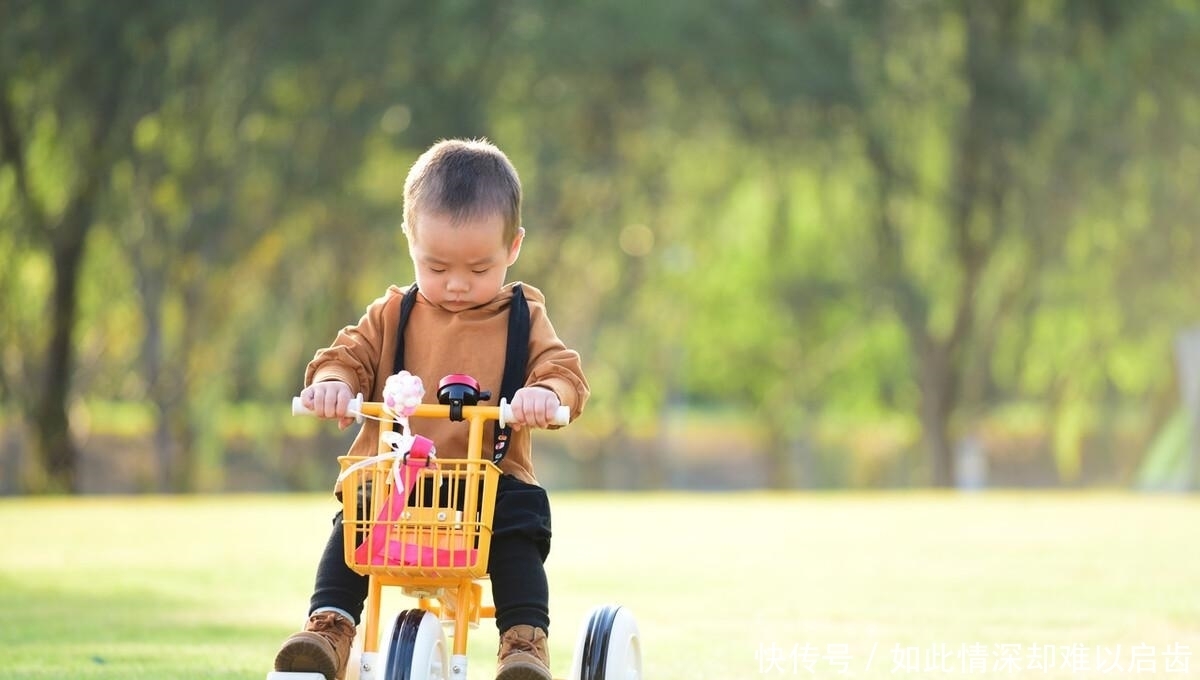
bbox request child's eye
[472,269,490,275]
[429,267,446,274]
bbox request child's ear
[506,227,525,266]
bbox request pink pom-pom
[382,371,425,417]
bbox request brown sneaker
[496,624,552,680]
[274,610,357,680]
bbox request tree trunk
[33,229,88,492]
[761,428,797,489]
[919,379,955,487]
[169,407,197,492]
[916,335,958,487]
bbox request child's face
[406,210,523,312]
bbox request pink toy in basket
[350,372,478,569]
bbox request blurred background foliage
[1,0,1198,494]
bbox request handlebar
[291,394,570,428]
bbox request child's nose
[446,276,469,293]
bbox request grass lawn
[1,492,1198,679]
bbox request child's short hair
[403,138,522,245]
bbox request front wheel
[380,609,449,680]
[568,604,642,680]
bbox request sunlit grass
[1,492,1198,679]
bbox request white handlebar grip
[553,405,571,426]
[500,400,512,428]
[499,399,571,428]
[292,396,314,416]
[291,394,365,422]
[347,394,364,423]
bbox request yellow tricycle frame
[337,402,506,664]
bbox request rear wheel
[380,609,448,680]
[568,604,642,680]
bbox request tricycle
[268,372,641,680]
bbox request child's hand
[301,380,357,429]
[507,386,561,430]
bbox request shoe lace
[501,630,543,658]
[506,637,536,654]
[309,612,353,636]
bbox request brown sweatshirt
[305,281,588,485]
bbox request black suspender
[392,284,530,464]
[391,285,419,375]
[495,285,530,463]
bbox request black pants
[308,474,552,633]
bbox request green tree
[0,1,186,491]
